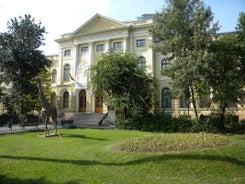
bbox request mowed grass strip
[0,128,244,184]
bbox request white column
[105,39,110,54]
[88,42,93,65]
[73,45,79,77]
[123,37,127,52]
[58,48,63,85]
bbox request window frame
[63,91,69,108]
[136,39,146,47]
[81,46,88,52]
[64,49,71,57]
[161,88,172,108]
[63,64,71,81]
[199,95,211,109]
[52,69,57,83]
[96,44,104,52]
[179,97,189,108]
[154,36,160,43]
[137,56,146,70]
[113,41,122,49]
[161,59,170,70]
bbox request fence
[0,125,62,135]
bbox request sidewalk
[0,124,59,135]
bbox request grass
[0,128,244,184]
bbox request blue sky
[0,0,244,55]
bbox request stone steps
[58,112,114,128]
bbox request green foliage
[0,14,52,115]
[149,0,219,120]
[118,113,244,134]
[195,114,245,134]
[205,34,244,118]
[0,113,21,125]
[31,69,53,111]
[236,12,245,47]
[90,52,157,120]
[117,114,194,132]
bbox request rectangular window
[96,44,104,52]
[179,98,189,108]
[199,95,211,108]
[113,41,122,49]
[64,49,71,56]
[161,59,170,70]
[154,37,160,43]
[81,46,88,52]
[136,39,146,47]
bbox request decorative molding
[74,31,129,44]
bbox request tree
[236,12,245,82]
[0,15,52,115]
[204,33,244,126]
[90,52,157,121]
[149,0,218,120]
[202,12,245,126]
[27,69,53,113]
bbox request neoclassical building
[49,14,167,114]
[48,14,245,119]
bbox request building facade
[48,14,245,119]
[49,14,162,114]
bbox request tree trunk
[218,104,226,130]
[190,86,199,121]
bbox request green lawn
[0,128,244,184]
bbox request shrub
[116,118,136,130]
[172,115,194,132]
[0,113,21,125]
[116,113,245,134]
[192,115,221,133]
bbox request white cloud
[0,0,112,55]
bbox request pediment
[73,14,127,36]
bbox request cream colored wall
[52,19,157,114]
[128,27,154,74]
[49,15,245,120]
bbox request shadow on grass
[0,174,82,184]
[61,133,108,141]
[0,154,244,167]
[0,175,52,184]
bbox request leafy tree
[27,69,53,112]
[236,12,245,81]
[205,33,243,126]
[149,0,218,120]
[90,52,157,121]
[202,12,245,126]
[0,15,52,115]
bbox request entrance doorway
[79,90,86,112]
[95,95,103,113]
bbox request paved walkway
[0,123,115,135]
[0,125,59,135]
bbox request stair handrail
[98,112,109,126]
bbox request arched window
[52,69,57,83]
[161,59,170,70]
[161,88,172,108]
[63,64,70,81]
[63,91,69,108]
[137,56,146,70]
